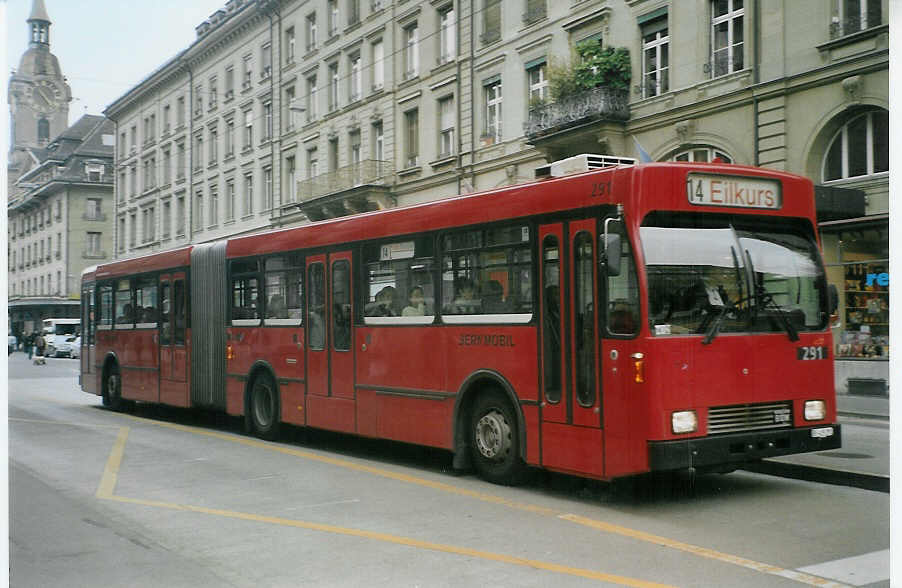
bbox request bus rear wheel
[103,364,124,411]
[250,373,280,441]
[469,390,527,486]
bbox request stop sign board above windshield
[687,173,782,210]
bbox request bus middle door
[159,273,189,407]
[305,251,355,433]
[538,220,604,478]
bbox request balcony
[524,86,629,141]
[295,159,394,221]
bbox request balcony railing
[524,86,629,139]
[297,159,393,203]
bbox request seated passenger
[365,286,396,316]
[267,294,288,319]
[402,286,427,316]
[448,278,480,314]
[481,280,508,313]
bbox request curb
[742,461,889,493]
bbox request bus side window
[605,224,639,336]
[160,283,171,345]
[173,280,187,345]
[230,259,261,326]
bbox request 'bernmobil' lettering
[458,334,515,347]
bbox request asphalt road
[8,353,891,587]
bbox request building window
[833,0,882,37]
[641,13,669,97]
[195,191,204,231]
[177,97,185,127]
[162,148,171,184]
[118,217,125,252]
[284,86,296,131]
[244,173,254,216]
[404,108,419,168]
[176,196,185,236]
[195,86,203,116]
[372,121,384,163]
[524,0,547,25]
[328,0,340,37]
[482,0,501,45]
[285,26,296,63]
[285,156,297,203]
[263,101,273,141]
[194,134,204,170]
[348,0,360,25]
[85,198,102,220]
[307,74,318,121]
[526,60,548,105]
[209,77,218,109]
[226,179,236,221]
[439,6,456,64]
[349,132,361,167]
[242,54,253,90]
[306,13,318,51]
[243,109,253,150]
[349,53,362,102]
[372,40,384,91]
[263,167,273,210]
[225,66,235,100]
[823,110,889,182]
[329,62,340,111]
[328,138,339,172]
[209,127,218,164]
[404,23,419,79]
[162,200,171,239]
[307,147,319,179]
[209,186,219,227]
[484,77,502,142]
[176,142,186,179]
[142,207,155,243]
[261,43,272,80]
[711,0,744,78]
[438,96,455,157]
[129,214,137,247]
[672,146,733,163]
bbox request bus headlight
[672,410,698,434]
[804,400,826,421]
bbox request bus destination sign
[687,173,781,210]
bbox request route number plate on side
[797,346,829,360]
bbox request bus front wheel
[250,373,280,441]
[469,390,527,485]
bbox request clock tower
[8,0,71,155]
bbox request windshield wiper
[701,245,744,345]
[744,249,800,342]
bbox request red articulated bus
[80,156,841,485]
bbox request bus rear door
[539,220,604,477]
[305,251,355,433]
[159,273,190,406]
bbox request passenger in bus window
[117,303,133,324]
[267,294,288,319]
[402,286,426,316]
[449,278,479,314]
[366,286,396,316]
[481,280,508,313]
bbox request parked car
[8,332,17,355]
[68,335,81,359]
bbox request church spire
[28,0,52,46]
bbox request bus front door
[538,220,604,477]
[159,274,190,407]
[305,252,355,433]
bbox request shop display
[837,262,889,358]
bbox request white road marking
[796,549,889,586]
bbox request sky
[5,0,228,124]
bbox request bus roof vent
[535,154,637,179]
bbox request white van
[42,318,80,358]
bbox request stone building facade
[105,0,888,390]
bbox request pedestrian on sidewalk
[34,334,46,365]
[25,332,34,360]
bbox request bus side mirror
[601,233,622,277]
[828,283,839,314]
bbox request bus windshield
[641,214,828,337]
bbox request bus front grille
[707,402,793,434]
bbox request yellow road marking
[9,417,122,429]
[96,426,129,499]
[114,412,848,587]
[94,424,672,587]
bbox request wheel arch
[452,369,527,470]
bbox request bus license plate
[797,346,828,360]
[811,427,834,439]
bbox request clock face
[25,79,64,114]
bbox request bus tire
[469,390,526,486]
[102,363,124,411]
[249,372,280,441]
